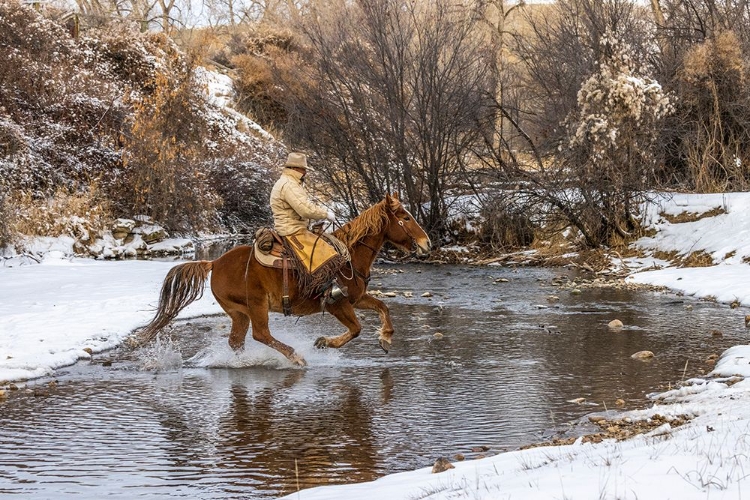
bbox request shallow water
[0,263,746,499]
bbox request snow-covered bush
[562,32,672,246]
[570,39,672,156]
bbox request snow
[0,258,220,383]
[196,66,236,108]
[627,192,750,305]
[196,65,275,141]
[5,191,750,499]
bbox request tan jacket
[270,168,328,236]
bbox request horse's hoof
[314,336,329,349]
[289,352,307,367]
[378,338,391,353]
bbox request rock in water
[631,350,654,360]
[432,457,455,473]
[608,319,624,329]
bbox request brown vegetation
[6,0,750,256]
[681,250,715,267]
[0,0,279,250]
[660,207,726,224]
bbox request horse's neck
[351,233,385,277]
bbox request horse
[135,192,431,367]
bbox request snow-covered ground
[0,257,221,382]
[4,191,750,499]
[626,192,750,306]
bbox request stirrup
[325,283,348,304]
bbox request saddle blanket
[253,228,349,273]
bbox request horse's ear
[386,192,400,211]
[392,191,400,200]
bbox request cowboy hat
[284,152,313,171]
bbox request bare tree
[471,1,667,248]
[475,0,526,150]
[512,0,653,152]
[275,0,491,237]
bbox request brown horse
[135,193,431,367]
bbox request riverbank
[279,343,750,499]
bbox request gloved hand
[326,210,336,223]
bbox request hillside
[0,0,283,256]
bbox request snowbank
[627,192,750,305]
[0,257,220,383]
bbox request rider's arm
[282,182,328,221]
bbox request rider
[270,152,347,302]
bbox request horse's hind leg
[227,310,250,351]
[354,294,394,353]
[314,303,362,350]
[247,303,307,367]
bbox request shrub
[478,197,535,251]
[678,31,750,191]
[208,156,273,233]
[229,30,297,127]
[120,58,222,233]
[562,32,672,246]
[7,187,111,241]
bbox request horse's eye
[403,216,411,221]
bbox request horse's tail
[132,260,213,346]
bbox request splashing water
[186,338,295,369]
[138,334,183,371]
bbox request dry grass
[615,246,647,259]
[681,250,715,267]
[529,231,575,265]
[660,206,726,224]
[653,250,680,264]
[8,187,111,239]
[652,249,715,267]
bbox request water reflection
[0,263,745,499]
[212,369,379,495]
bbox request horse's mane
[333,199,390,248]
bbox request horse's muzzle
[415,239,432,259]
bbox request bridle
[396,217,420,252]
[348,210,419,257]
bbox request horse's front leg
[314,302,362,349]
[353,294,394,353]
